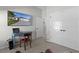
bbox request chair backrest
[24,32,32,36]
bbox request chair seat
[20,38,28,42]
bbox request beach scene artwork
[8,11,32,26]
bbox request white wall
[41,7,47,39]
[46,6,79,51]
[0,6,42,49]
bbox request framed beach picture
[8,11,32,26]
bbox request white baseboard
[0,45,8,49]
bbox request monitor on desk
[13,28,20,33]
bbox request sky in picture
[13,12,32,19]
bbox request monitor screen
[13,28,20,33]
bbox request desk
[12,31,32,49]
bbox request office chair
[20,32,32,51]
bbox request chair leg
[27,41,28,46]
[24,42,26,51]
[29,40,32,48]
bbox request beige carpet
[0,38,79,53]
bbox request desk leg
[29,36,32,48]
[20,40,21,47]
[12,38,16,48]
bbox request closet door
[35,17,43,39]
[47,9,78,50]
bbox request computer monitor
[13,28,20,33]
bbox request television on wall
[8,11,32,26]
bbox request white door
[35,17,43,39]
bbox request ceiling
[35,6,47,10]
